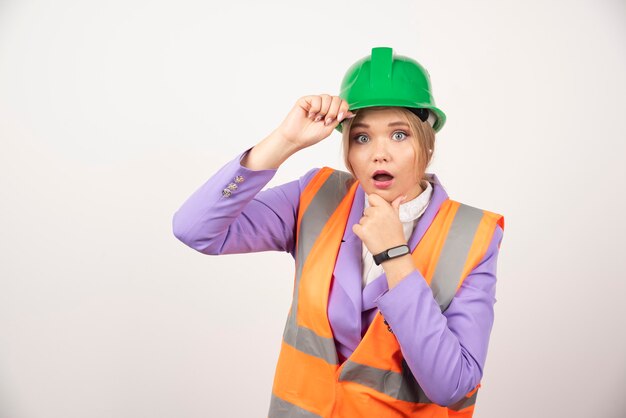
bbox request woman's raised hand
[276,95,355,151]
[239,95,356,171]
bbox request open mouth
[372,170,394,188]
[373,173,394,181]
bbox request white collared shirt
[360,180,433,288]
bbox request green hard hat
[335,46,446,134]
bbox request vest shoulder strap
[297,167,356,229]
[431,200,504,312]
[301,167,355,205]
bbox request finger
[368,193,386,207]
[307,96,322,119]
[313,94,332,122]
[391,195,407,211]
[298,96,315,113]
[337,100,355,122]
[324,96,343,126]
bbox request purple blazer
[172,147,504,407]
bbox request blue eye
[351,131,408,143]
[392,131,408,141]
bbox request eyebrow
[350,121,410,129]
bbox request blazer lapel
[331,183,365,316]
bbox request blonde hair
[341,106,436,185]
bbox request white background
[1,1,625,417]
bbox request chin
[365,188,396,201]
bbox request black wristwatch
[373,244,410,265]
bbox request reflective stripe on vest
[269,167,504,418]
[269,393,323,418]
[282,168,356,365]
[431,203,485,312]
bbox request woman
[172,46,505,418]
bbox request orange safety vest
[268,167,504,418]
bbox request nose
[372,138,390,162]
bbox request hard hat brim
[334,103,446,134]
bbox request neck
[403,180,426,203]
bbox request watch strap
[373,244,410,265]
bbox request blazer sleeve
[374,224,504,407]
[172,146,320,258]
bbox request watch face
[388,246,409,257]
